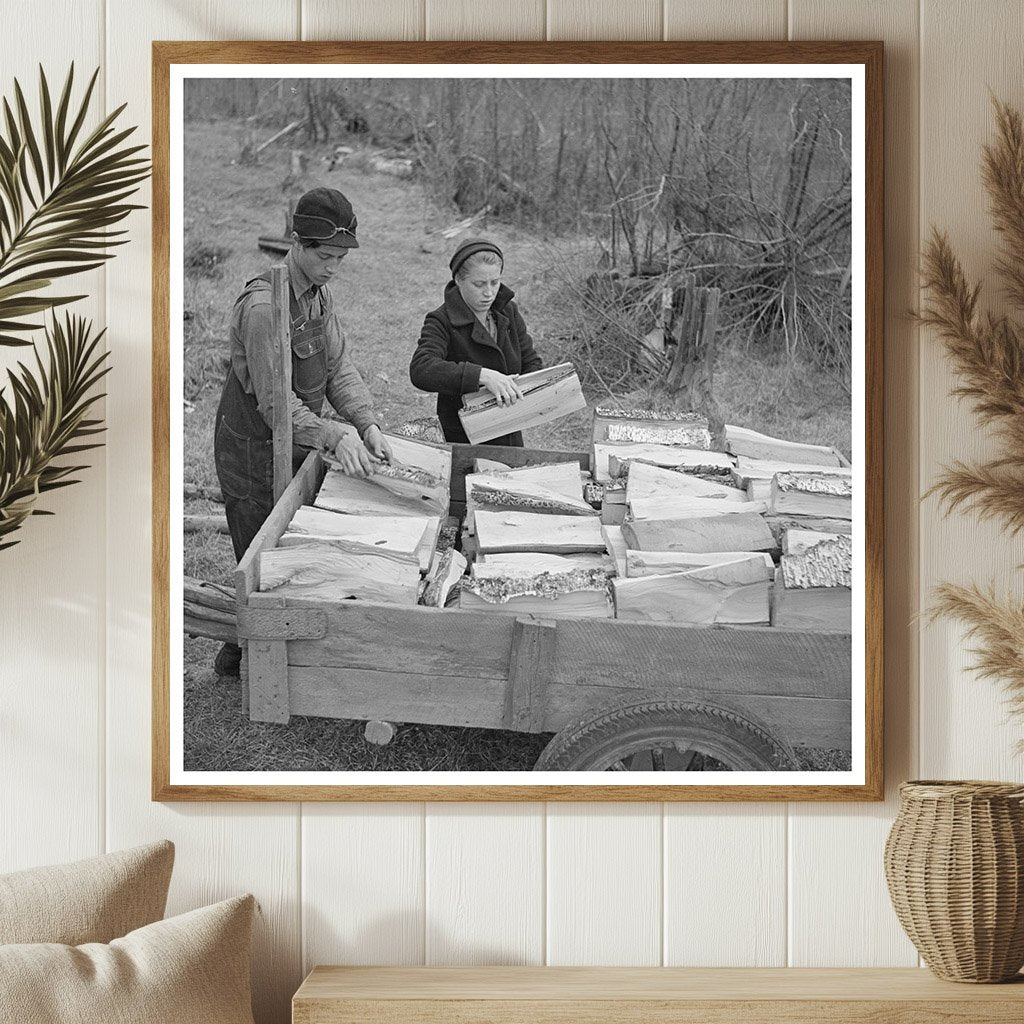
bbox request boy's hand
[331,433,375,477]
[363,424,392,463]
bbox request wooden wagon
[205,267,853,775]
[231,440,851,773]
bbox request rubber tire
[533,699,799,772]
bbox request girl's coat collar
[442,279,516,327]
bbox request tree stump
[665,274,724,443]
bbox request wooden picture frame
[153,41,883,801]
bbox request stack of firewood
[458,458,615,618]
[592,408,853,630]
[256,433,464,608]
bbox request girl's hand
[478,368,524,407]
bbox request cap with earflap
[449,237,503,279]
[292,187,359,249]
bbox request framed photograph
[153,41,882,801]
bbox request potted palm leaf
[0,65,149,550]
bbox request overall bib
[214,270,330,564]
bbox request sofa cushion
[0,840,174,945]
[0,894,256,1024]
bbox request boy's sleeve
[324,311,379,438]
[511,302,543,374]
[409,312,483,395]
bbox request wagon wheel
[533,700,799,772]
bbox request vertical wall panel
[303,0,424,39]
[547,804,662,965]
[303,805,425,969]
[547,0,662,41]
[427,0,544,40]
[660,1,789,971]
[0,0,106,875]
[787,0,920,967]
[665,805,786,966]
[665,0,786,39]
[425,804,544,964]
[918,0,1024,779]
[103,5,302,1023]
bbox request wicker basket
[884,780,1024,982]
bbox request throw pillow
[0,839,174,945]
[0,893,256,1024]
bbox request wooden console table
[293,966,1024,1023]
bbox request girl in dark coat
[409,238,542,446]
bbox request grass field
[182,120,852,774]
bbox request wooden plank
[601,525,629,579]
[316,466,445,517]
[421,548,467,608]
[289,666,508,729]
[747,479,771,502]
[625,460,746,503]
[462,363,576,410]
[423,805,544,969]
[612,558,771,626]
[449,443,588,503]
[385,433,452,484]
[235,451,321,605]
[731,457,852,488]
[474,457,511,473]
[288,669,849,749]
[286,601,516,679]
[270,265,292,504]
[546,619,850,700]
[260,544,420,604]
[283,507,432,563]
[724,424,844,466]
[773,583,852,633]
[764,514,853,548]
[592,406,710,444]
[473,552,612,577]
[595,442,733,482]
[475,511,606,554]
[461,587,613,619]
[546,804,662,965]
[623,511,775,553]
[628,497,767,521]
[497,460,586,501]
[459,368,587,443]
[467,473,596,516]
[626,550,775,578]
[600,503,627,526]
[665,0,787,39]
[293,964,1024,1006]
[504,618,556,731]
[247,594,290,724]
[771,472,853,520]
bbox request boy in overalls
[212,187,391,678]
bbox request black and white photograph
[159,47,880,798]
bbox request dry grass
[182,120,852,773]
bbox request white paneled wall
[4,3,1024,1023]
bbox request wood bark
[770,472,853,520]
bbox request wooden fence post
[270,264,292,505]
